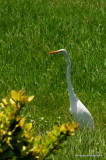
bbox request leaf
[44,133,56,146]
[25,123,32,131]
[0,112,7,122]
[18,90,25,96]
[52,126,60,137]
[28,96,34,102]
[2,98,8,105]
[0,103,5,108]
[71,122,78,130]
[11,90,19,101]
[19,117,26,127]
[10,98,15,104]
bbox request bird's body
[70,99,94,129]
[49,49,95,130]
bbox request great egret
[48,49,95,130]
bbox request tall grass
[0,0,105,159]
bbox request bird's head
[48,49,67,55]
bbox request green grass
[0,0,105,159]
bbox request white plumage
[49,49,95,130]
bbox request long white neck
[64,52,77,106]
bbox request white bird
[48,49,95,130]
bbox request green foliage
[0,90,78,160]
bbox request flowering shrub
[0,90,78,160]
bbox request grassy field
[0,0,105,159]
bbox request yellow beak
[48,50,60,54]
